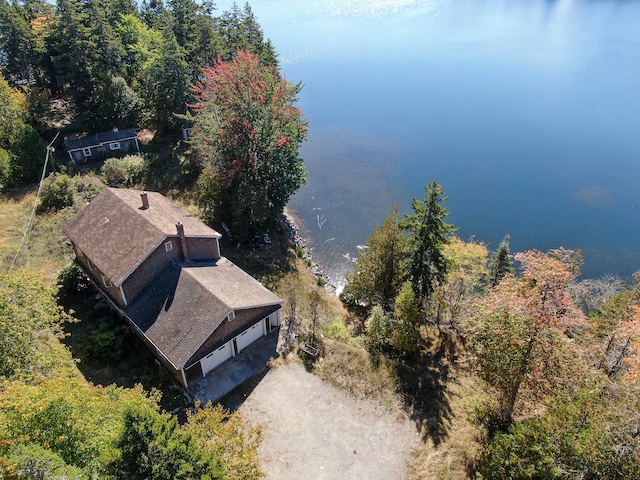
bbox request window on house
[164,240,173,253]
[82,148,91,157]
[227,311,235,322]
[109,142,121,150]
[101,275,113,288]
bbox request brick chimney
[176,222,190,261]
[140,191,149,209]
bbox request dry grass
[314,339,400,406]
[406,367,485,480]
[0,188,74,279]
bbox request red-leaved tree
[466,248,586,428]
[191,50,308,237]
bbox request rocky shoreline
[282,209,338,295]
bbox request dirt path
[238,362,418,480]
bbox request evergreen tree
[139,29,189,131]
[86,74,141,130]
[401,181,456,305]
[44,0,94,100]
[139,0,167,30]
[488,234,514,287]
[0,0,42,85]
[217,2,271,64]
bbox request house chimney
[176,222,190,261]
[140,191,149,209]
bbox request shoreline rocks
[282,210,337,295]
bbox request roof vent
[140,191,149,209]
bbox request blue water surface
[216,0,640,288]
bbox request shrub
[4,443,85,479]
[0,147,12,186]
[75,174,106,201]
[75,314,125,363]
[57,262,91,300]
[37,173,76,213]
[101,155,147,187]
[321,320,351,343]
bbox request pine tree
[488,234,514,287]
[401,181,456,304]
[139,29,189,131]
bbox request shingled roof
[63,188,221,286]
[64,128,138,151]
[125,259,283,369]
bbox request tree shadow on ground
[393,333,459,446]
[140,133,200,198]
[61,289,188,413]
[221,216,297,291]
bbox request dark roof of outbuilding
[125,260,282,369]
[63,188,221,286]
[64,128,137,151]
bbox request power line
[8,131,60,272]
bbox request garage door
[201,341,233,376]
[236,321,265,352]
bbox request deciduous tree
[466,248,586,428]
[0,269,67,378]
[191,49,307,238]
[340,205,405,315]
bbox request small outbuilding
[64,127,139,162]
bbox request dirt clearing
[238,362,418,480]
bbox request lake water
[217,0,640,289]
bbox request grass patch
[406,368,484,480]
[313,339,399,404]
[0,187,75,278]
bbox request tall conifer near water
[488,234,514,287]
[401,181,456,305]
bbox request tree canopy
[191,49,308,238]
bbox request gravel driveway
[238,362,418,480]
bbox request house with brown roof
[63,188,282,387]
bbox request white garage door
[201,341,233,376]
[236,321,265,352]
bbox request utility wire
[8,131,60,272]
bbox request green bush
[0,147,12,186]
[79,315,126,363]
[101,155,147,187]
[75,174,106,201]
[321,320,351,343]
[37,173,76,213]
[5,443,85,479]
[56,262,91,300]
